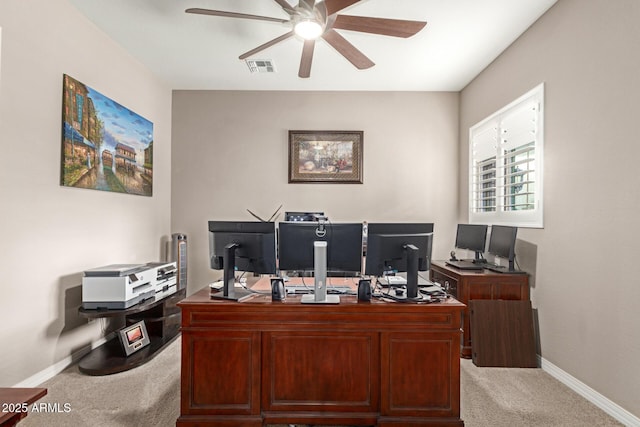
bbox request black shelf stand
[77,288,186,375]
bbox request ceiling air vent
[245,59,276,73]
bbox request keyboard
[285,285,354,295]
[377,276,437,287]
[445,260,485,270]
[377,276,407,286]
[484,265,528,274]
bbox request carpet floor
[19,336,623,427]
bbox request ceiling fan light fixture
[294,19,323,40]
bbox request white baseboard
[13,333,115,388]
[539,356,640,427]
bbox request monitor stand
[301,241,339,304]
[484,258,527,275]
[210,243,254,302]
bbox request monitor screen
[487,225,517,260]
[208,221,277,275]
[364,223,434,299]
[278,222,363,273]
[365,223,434,273]
[455,224,488,259]
[364,231,433,276]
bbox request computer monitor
[455,224,488,262]
[486,225,519,273]
[277,222,363,274]
[208,221,277,301]
[364,223,434,299]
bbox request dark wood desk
[0,388,47,427]
[430,261,529,359]
[177,279,465,427]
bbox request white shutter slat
[469,83,543,225]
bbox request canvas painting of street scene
[288,130,363,184]
[61,74,153,196]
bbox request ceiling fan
[186,0,427,78]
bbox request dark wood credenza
[429,261,529,359]
[177,281,465,427]
[78,288,185,375]
[0,388,47,427]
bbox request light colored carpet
[460,359,622,426]
[20,336,622,427]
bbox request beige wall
[0,0,172,386]
[460,0,640,417]
[171,91,459,292]
[4,0,636,419]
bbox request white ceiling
[69,0,557,91]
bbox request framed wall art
[61,74,154,196]
[288,130,363,184]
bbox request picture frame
[118,320,151,356]
[288,130,363,184]
[61,74,154,196]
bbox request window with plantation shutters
[469,83,544,228]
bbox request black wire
[300,275,313,292]
[236,277,271,295]
[372,292,436,304]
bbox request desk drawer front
[184,308,460,330]
[430,270,459,299]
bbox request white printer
[82,262,177,309]
[149,261,178,300]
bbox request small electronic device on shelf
[446,224,488,270]
[208,221,277,301]
[364,223,434,299]
[484,225,526,274]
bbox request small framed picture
[118,321,151,356]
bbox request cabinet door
[380,331,460,418]
[181,330,261,416]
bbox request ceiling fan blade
[322,29,374,70]
[272,0,295,14]
[185,8,289,24]
[298,39,315,78]
[239,31,295,59]
[323,0,361,16]
[332,15,427,38]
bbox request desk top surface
[432,260,529,277]
[180,277,465,311]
